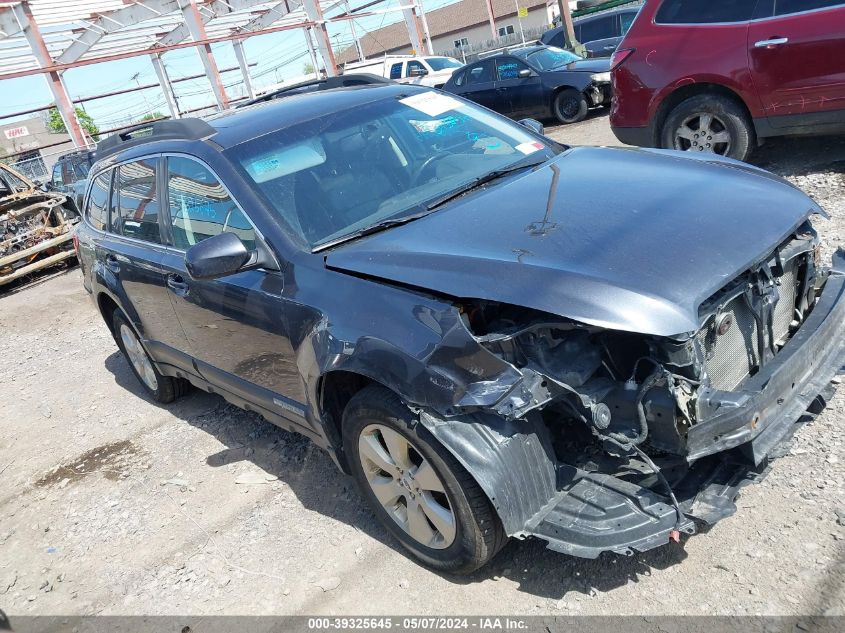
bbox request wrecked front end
[0,176,77,287]
[420,225,845,559]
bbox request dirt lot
[1,114,844,617]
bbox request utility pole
[514,1,526,46]
[484,0,497,39]
[345,1,365,61]
[557,0,584,55]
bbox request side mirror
[518,68,532,78]
[409,67,428,77]
[518,118,545,136]
[184,231,258,280]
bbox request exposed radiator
[698,258,800,391]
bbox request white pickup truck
[343,55,464,88]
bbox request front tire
[343,385,506,574]
[112,310,185,404]
[553,88,589,124]
[660,94,755,162]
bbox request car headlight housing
[590,72,611,83]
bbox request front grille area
[698,257,801,391]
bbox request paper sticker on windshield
[400,92,462,117]
[516,141,544,155]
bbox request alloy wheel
[120,323,158,391]
[358,424,456,549]
[674,112,732,155]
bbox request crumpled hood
[325,147,822,337]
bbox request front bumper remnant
[422,252,845,559]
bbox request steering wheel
[410,153,451,187]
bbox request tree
[46,107,99,140]
[303,61,315,75]
[139,112,166,122]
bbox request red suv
[610,0,845,161]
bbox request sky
[0,0,460,131]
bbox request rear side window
[656,0,757,23]
[111,159,161,244]
[579,16,616,41]
[389,63,403,79]
[86,172,111,231]
[773,0,844,15]
[166,156,255,251]
[466,60,494,84]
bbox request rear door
[93,159,190,366]
[159,155,306,415]
[749,0,845,128]
[493,56,545,119]
[453,60,499,111]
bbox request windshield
[0,165,32,191]
[425,57,463,71]
[521,47,582,71]
[228,91,556,250]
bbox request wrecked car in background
[1,162,78,288]
[76,85,845,574]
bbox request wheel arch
[653,82,753,146]
[96,291,121,335]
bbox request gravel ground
[1,113,843,617]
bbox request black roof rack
[95,118,216,160]
[237,73,392,108]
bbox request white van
[343,55,464,88]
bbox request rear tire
[660,94,755,162]
[343,385,506,574]
[553,88,589,124]
[112,310,186,404]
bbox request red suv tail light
[610,48,635,71]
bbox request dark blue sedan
[442,45,612,124]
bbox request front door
[159,155,306,420]
[749,1,845,128]
[493,57,545,119]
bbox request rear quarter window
[656,0,758,23]
[86,171,111,231]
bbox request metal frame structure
[0,0,430,147]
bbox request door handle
[755,37,789,48]
[166,273,189,295]
[104,254,120,274]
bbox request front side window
[655,0,758,23]
[496,58,529,80]
[620,11,637,34]
[52,164,63,187]
[228,92,558,250]
[773,0,844,15]
[389,63,403,79]
[406,60,427,77]
[111,159,161,244]
[166,156,255,251]
[86,171,111,231]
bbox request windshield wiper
[313,209,434,252]
[424,154,549,212]
[313,154,550,252]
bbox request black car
[77,84,845,574]
[442,46,611,124]
[236,73,391,108]
[49,149,94,214]
[544,5,641,58]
